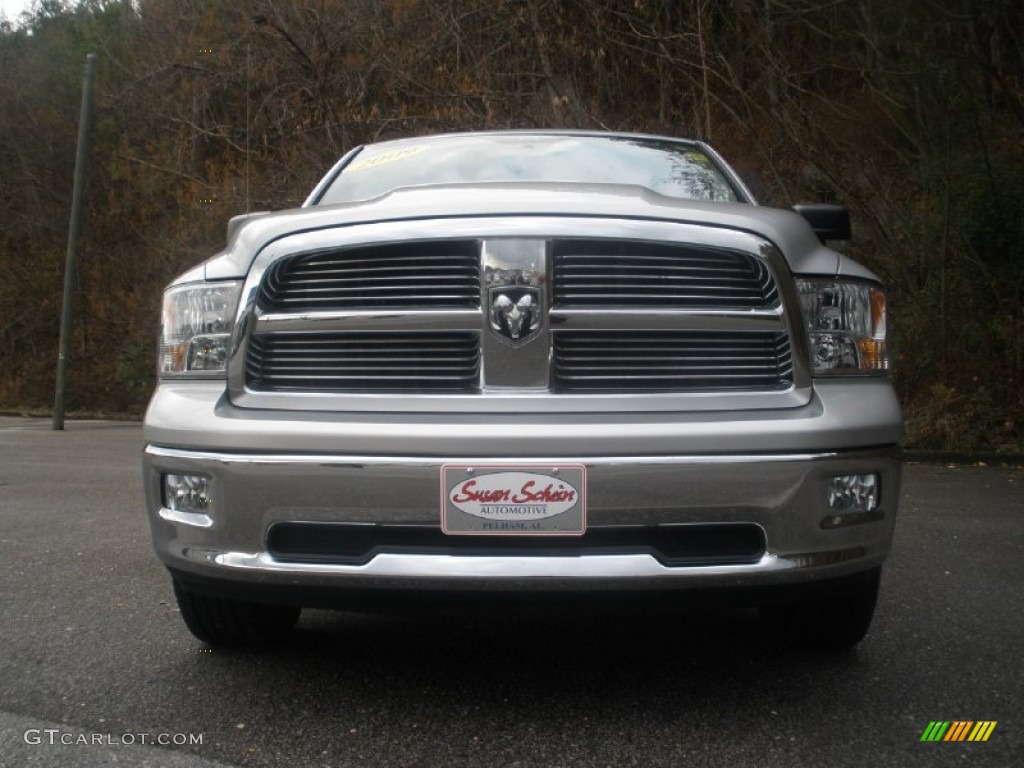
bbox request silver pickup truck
[142,131,901,649]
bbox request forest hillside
[1,0,1021,450]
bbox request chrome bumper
[143,444,901,596]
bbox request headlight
[796,278,888,375]
[158,281,242,378]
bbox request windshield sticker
[684,151,713,167]
[346,145,427,173]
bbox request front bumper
[142,379,901,603]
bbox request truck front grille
[241,235,798,402]
[552,330,793,392]
[245,332,481,392]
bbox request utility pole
[53,53,96,431]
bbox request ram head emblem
[490,287,542,344]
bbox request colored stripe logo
[920,721,997,742]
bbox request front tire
[761,568,881,651]
[172,579,300,647]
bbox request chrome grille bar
[255,309,481,334]
[549,308,784,332]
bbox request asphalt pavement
[0,417,1021,767]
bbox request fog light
[823,473,881,528]
[163,474,213,515]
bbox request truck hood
[195,183,870,283]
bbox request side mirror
[793,204,851,244]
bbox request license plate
[441,464,587,536]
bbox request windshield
[314,134,742,205]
